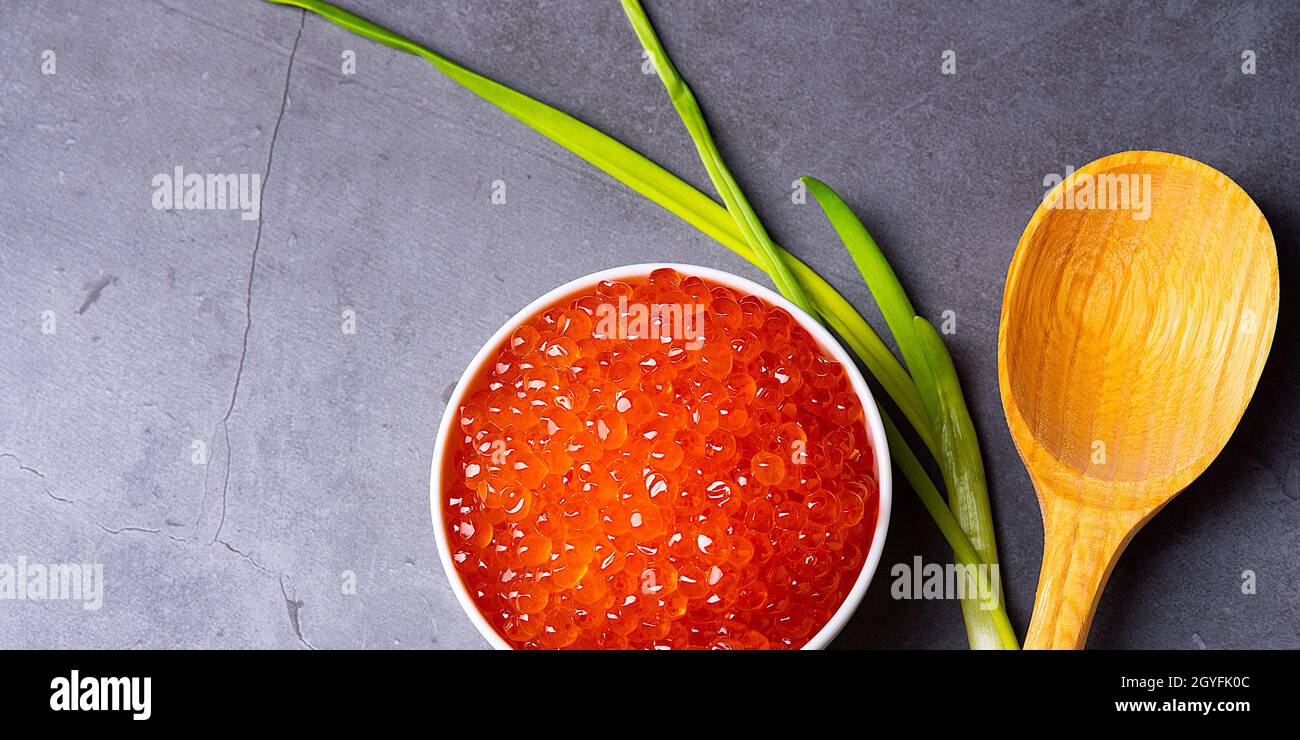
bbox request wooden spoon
[998,151,1278,649]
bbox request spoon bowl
[998,151,1278,649]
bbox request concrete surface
[0,0,1296,649]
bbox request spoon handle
[1024,499,1145,649]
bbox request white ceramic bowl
[430,263,892,649]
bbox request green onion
[620,5,1014,647]
[618,0,813,318]
[883,412,1017,646]
[268,0,1010,648]
[911,317,1015,647]
[803,177,1016,648]
[800,177,938,402]
[615,1,1013,647]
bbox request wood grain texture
[998,151,1278,649]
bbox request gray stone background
[1,0,1296,649]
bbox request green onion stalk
[798,178,1013,648]
[267,0,1018,649]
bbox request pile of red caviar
[442,268,878,649]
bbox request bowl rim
[430,262,892,650]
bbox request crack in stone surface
[204,10,305,546]
[0,451,47,479]
[76,272,118,315]
[180,12,316,650]
[94,521,188,543]
[217,538,275,575]
[96,523,158,535]
[4,452,189,540]
[3,451,75,504]
[280,575,315,650]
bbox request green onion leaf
[911,316,1014,647]
[618,0,814,318]
[267,0,1003,645]
[801,176,939,412]
[804,176,1017,648]
[882,412,1017,647]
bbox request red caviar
[442,268,878,649]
